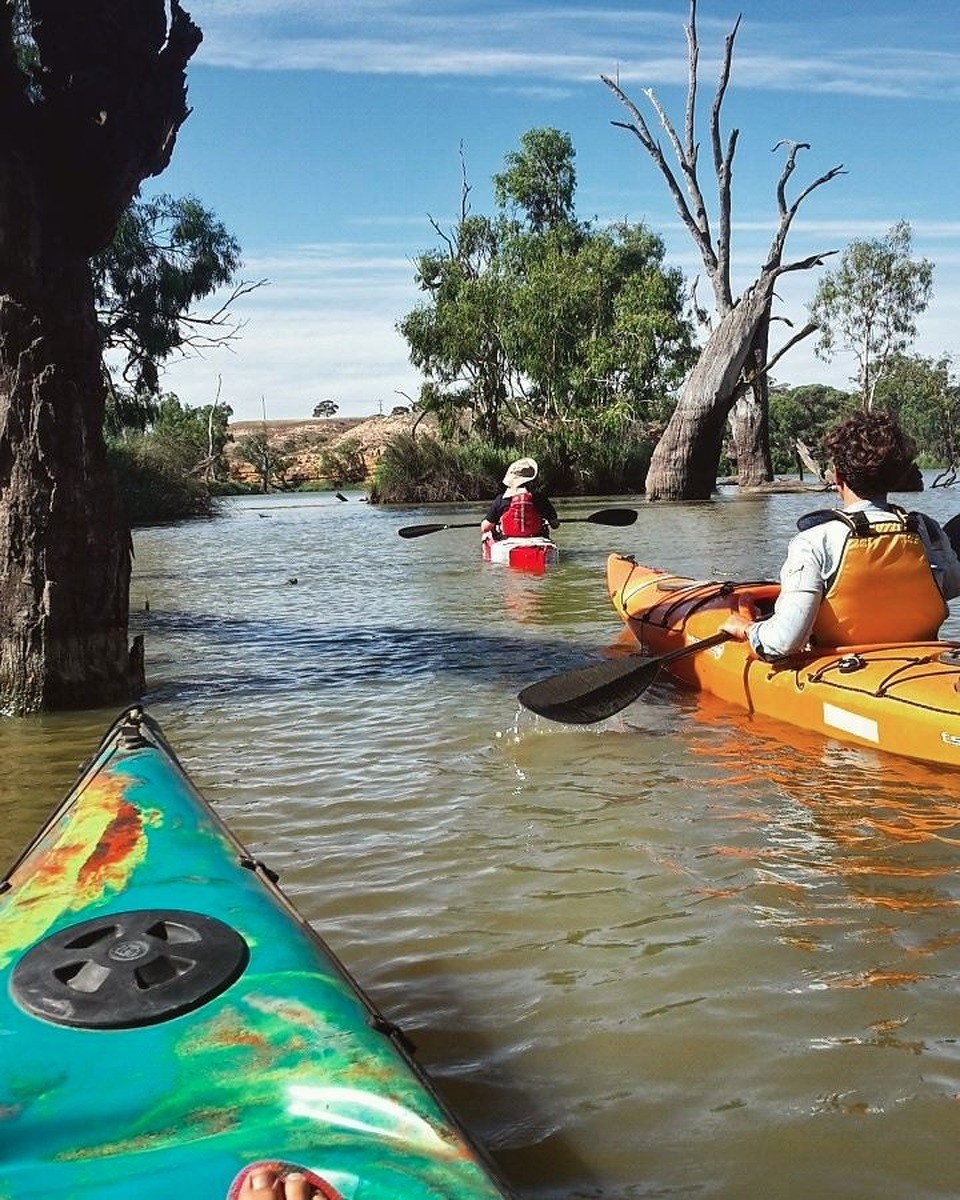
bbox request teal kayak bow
[0,707,511,1199]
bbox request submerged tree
[0,1,201,712]
[602,0,844,499]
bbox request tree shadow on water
[131,608,597,705]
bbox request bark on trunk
[0,246,141,711]
[728,320,773,487]
[0,0,200,712]
[646,283,774,500]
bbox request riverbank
[225,411,434,487]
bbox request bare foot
[237,1167,316,1199]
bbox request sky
[143,0,960,422]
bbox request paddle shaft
[398,507,637,538]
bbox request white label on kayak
[822,703,879,744]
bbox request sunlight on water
[5,485,960,1198]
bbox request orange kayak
[606,554,960,769]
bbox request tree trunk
[0,235,142,711]
[0,0,200,711]
[646,283,774,500]
[728,319,774,487]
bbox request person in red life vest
[481,457,559,540]
[721,409,960,659]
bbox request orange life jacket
[499,491,546,539]
[803,508,947,646]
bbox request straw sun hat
[502,457,538,491]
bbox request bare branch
[603,75,719,281]
[458,140,472,224]
[710,13,741,180]
[765,142,846,266]
[183,277,267,329]
[683,0,698,163]
[773,139,811,217]
[690,276,711,330]
[707,11,740,307]
[789,163,847,213]
[427,214,455,259]
[643,87,687,177]
[764,320,818,374]
[730,319,818,403]
[774,248,839,277]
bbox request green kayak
[0,707,512,1199]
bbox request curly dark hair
[824,410,918,496]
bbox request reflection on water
[5,487,960,1199]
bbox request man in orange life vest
[480,457,559,541]
[721,410,960,659]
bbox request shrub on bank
[109,441,217,525]
[370,428,653,503]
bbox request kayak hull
[482,534,558,571]
[606,554,960,768]
[0,708,511,1199]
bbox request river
[4,483,960,1199]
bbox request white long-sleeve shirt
[748,501,960,660]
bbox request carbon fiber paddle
[518,632,732,725]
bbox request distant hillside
[225,411,435,486]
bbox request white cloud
[155,240,423,419]
[155,3,960,416]
[181,1,960,101]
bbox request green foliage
[93,193,244,395]
[108,441,216,526]
[312,399,339,417]
[296,480,345,493]
[370,429,653,503]
[104,387,161,437]
[318,438,366,485]
[400,213,513,444]
[767,384,855,474]
[502,219,693,429]
[372,434,496,503]
[233,432,297,492]
[810,221,934,408]
[398,127,694,452]
[874,354,960,468]
[106,393,234,522]
[148,393,233,477]
[493,127,577,232]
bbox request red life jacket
[499,491,546,538]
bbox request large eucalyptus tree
[0,0,201,711]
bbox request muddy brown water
[4,483,960,1199]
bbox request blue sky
[145,0,960,421]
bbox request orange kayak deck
[606,554,960,769]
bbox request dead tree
[602,0,844,499]
[0,1,201,711]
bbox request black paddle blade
[518,654,661,724]
[398,523,448,538]
[584,508,638,526]
[518,631,732,725]
[944,513,960,558]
